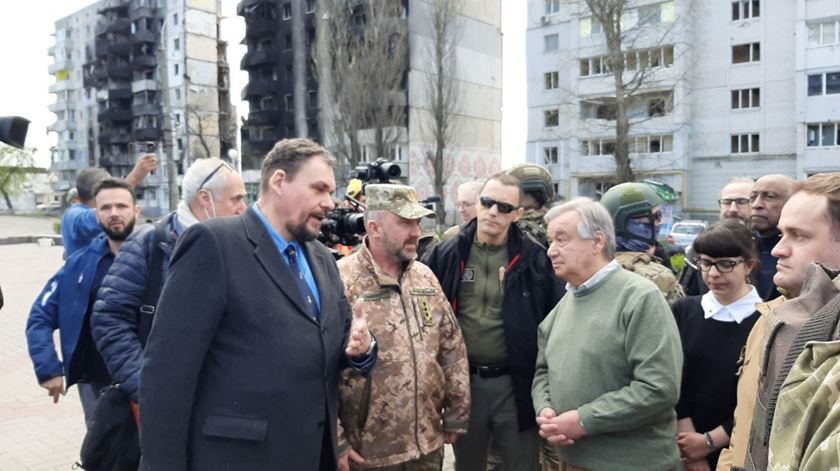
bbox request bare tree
[315,0,409,178]
[0,145,37,211]
[578,0,687,183]
[422,0,462,221]
[186,107,214,159]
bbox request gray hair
[182,158,232,204]
[544,197,616,259]
[364,209,387,227]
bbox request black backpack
[76,221,168,471]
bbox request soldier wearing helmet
[599,182,684,305]
[505,164,556,246]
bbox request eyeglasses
[198,162,233,191]
[696,257,745,273]
[457,201,476,209]
[719,198,751,207]
[479,196,517,214]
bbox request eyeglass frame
[198,162,233,192]
[478,196,518,214]
[694,257,746,273]
[718,198,751,208]
[456,201,476,209]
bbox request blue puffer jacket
[91,211,182,401]
[26,235,111,385]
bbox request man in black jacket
[422,173,565,471]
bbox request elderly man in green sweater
[532,197,683,471]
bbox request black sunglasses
[479,196,517,214]
[198,162,232,191]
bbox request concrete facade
[407,0,503,222]
[526,0,840,219]
[47,0,236,217]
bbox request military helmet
[599,182,663,232]
[505,163,555,208]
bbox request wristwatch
[704,431,716,450]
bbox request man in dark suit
[139,139,376,471]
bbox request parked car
[667,220,708,252]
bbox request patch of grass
[671,253,685,274]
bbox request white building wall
[407,0,502,225]
[527,0,840,219]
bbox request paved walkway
[0,243,85,470]
[0,217,458,470]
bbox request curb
[0,235,64,246]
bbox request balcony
[241,79,282,100]
[245,18,278,39]
[99,131,133,146]
[95,64,132,80]
[95,37,130,57]
[131,30,157,44]
[132,103,159,116]
[246,138,277,155]
[49,80,71,93]
[109,87,133,100]
[47,120,78,133]
[96,18,131,37]
[132,54,157,70]
[129,5,158,21]
[241,48,280,69]
[48,100,76,113]
[237,0,269,16]
[98,108,133,122]
[132,127,161,141]
[131,78,159,93]
[48,60,73,75]
[248,109,283,126]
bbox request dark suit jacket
[139,207,366,470]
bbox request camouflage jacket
[768,337,840,471]
[615,251,684,306]
[336,240,470,467]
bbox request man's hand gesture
[40,376,65,404]
[345,300,372,358]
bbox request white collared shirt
[700,286,762,323]
[566,259,621,294]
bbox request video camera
[318,158,440,255]
[351,157,401,183]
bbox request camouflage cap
[365,184,435,219]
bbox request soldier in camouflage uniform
[505,164,556,247]
[599,182,684,306]
[337,184,470,471]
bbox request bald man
[750,175,794,299]
[442,181,483,240]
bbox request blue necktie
[284,245,319,319]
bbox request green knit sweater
[532,267,683,471]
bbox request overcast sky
[0,1,526,169]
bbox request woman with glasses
[671,220,762,471]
